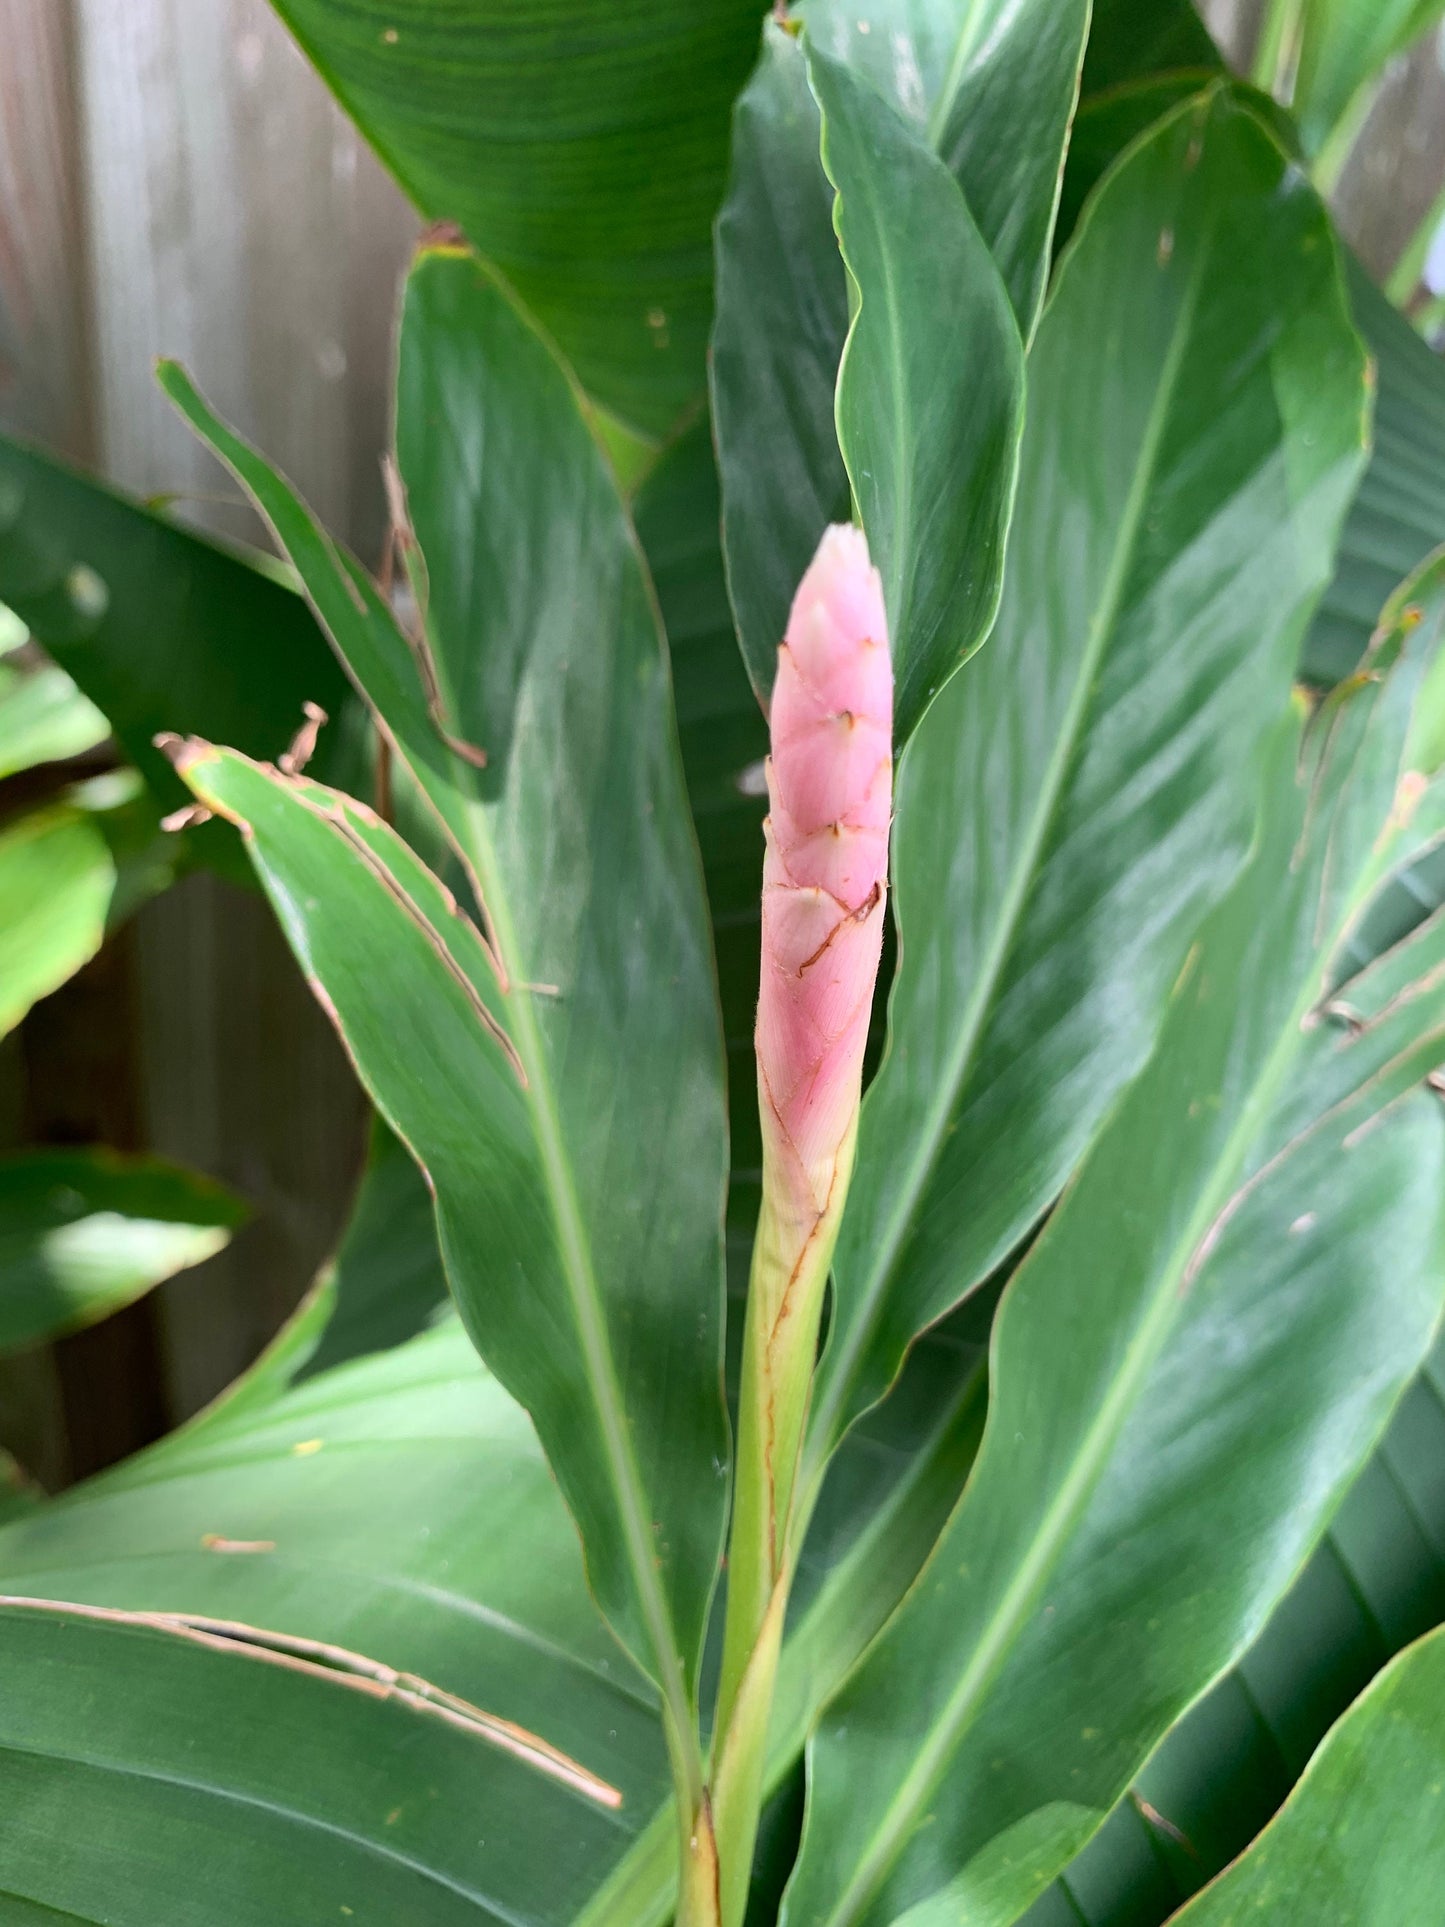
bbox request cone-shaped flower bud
[757,522,892,1230]
[711,528,892,1927]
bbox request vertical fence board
[0,0,94,461]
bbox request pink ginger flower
[757,522,892,1244]
[709,524,893,1927]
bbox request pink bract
[758,523,893,1191]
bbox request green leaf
[810,43,1025,742]
[1291,0,1445,163]
[393,247,730,1697]
[782,570,1445,1923]
[806,86,1370,1460]
[0,654,108,781]
[0,1150,244,1355]
[0,1318,668,1924]
[299,1117,450,1381]
[0,768,181,1038]
[1167,1623,1445,1924]
[1061,75,1445,695]
[1080,0,1219,94]
[173,742,715,1769]
[161,246,729,1732]
[0,804,112,1038]
[264,0,762,436]
[1029,819,1445,1924]
[1031,1341,1445,1923]
[1305,263,1445,684]
[632,417,769,1358]
[0,434,355,881]
[711,26,851,726]
[713,0,1084,729]
[802,0,1091,334]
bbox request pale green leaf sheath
[160,246,730,1871]
[782,562,1445,1924]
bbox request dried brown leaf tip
[279,701,328,777]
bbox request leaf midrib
[810,220,1210,1464]
[927,0,992,150]
[428,682,698,1758]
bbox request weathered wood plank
[0,0,94,461]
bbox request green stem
[1312,75,1381,197]
[709,1124,857,1926]
[673,1781,721,1927]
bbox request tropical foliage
[4,1,1445,1922]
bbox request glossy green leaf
[802,0,1090,334]
[0,768,180,1038]
[173,745,705,1778]
[1168,1624,1445,1925]
[161,247,730,1724]
[0,1150,244,1355]
[1080,0,1219,94]
[1028,1331,1445,1925]
[0,1316,668,1923]
[713,0,1084,726]
[1306,262,1445,684]
[0,804,113,1037]
[299,1117,449,1381]
[711,26,851,724]
[0,653,108,780]
[1291,0,1445,162]
[0,434,355,881]
[783,570,1445,1925]
[1061,73,1445,695]
[391,247,730,1697]
[633,416,769,1352]
[266,0,761,435]
[1030,815,1445,1925]
[806,87,1369,1460]
[811,43,1025,741]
